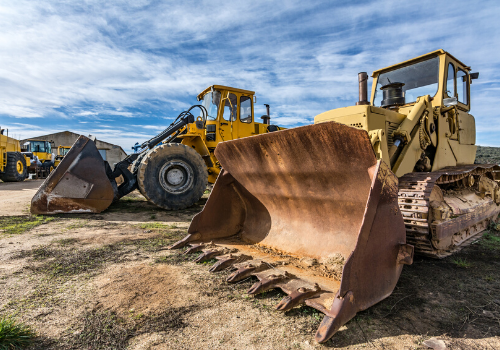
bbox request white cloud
[0,0,500,149]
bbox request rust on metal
[31,136,115,214]
[356,72,369,105]
[170,121,411,343]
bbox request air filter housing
[381,82,405,107]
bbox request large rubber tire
[131,150,150,174]
[137,143,208,210]
[1,152,27,182]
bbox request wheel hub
[167,168,184,185]
[16,160,23,174]
[159,160,194,194]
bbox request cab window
[240,96,252,123]
[457,69,468,105]
[374,57,439,106]
[222,93,237,122]
[31,141,46,153]
[446,63,455,97]
[201,90,220,121]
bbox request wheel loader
[169,50,494,343]
[21,139,56,178]
[54,145,71,167]
[30,85,284,214]
[0,128,30,182]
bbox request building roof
[21,131,127,156]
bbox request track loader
[169,50,494,342]
[31,86,284,214]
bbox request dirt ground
[1,180,500,350]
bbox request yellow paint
[315,50,477,175]
[16,160,23,174]
[0,132,23,172]
[174,85,285,184]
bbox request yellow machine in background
[31,85,285,214]
[0,128,30,182]
[54,145,71,167]
[167,50,491,343]
[21,139,55,176]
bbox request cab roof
[372,49,470,77]
[197,85,255,100]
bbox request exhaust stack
[261,104,271,125]
[356,72,369,106]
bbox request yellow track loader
[0,128,30,182]
[31,86,284,214]
[170,50,492,343]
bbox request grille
[206,133,216,141]
[387,122,398,149]
[349,123,363,129]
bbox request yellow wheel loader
[0,128,30,182]
[169,50,491,343]
[54,145,71,167]
[22,139,56,178]
[31,85,284,214]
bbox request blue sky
[1,0,500,151]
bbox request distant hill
[475,146,500,164]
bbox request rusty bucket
[31,136,115,214]
[171,121,413,343]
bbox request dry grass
[54,306,198,350]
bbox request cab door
[233,94,256,139]
[219,92,237,141]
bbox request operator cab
[22,140,52,154]
[371,49,478,112]
[197,85,274,148]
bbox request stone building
[21,131,127,165]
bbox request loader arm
[389,95,433,174]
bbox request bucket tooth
[168,233,200,250]
[194,248,225,263]
[247,271,290,295]
[314,291,357,344]
[209,254,250,272]
[226,260,268,283]
[184,243,207,255]
[276,284,322,312]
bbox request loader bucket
[171,121,413,343]
[31,136,115,214]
